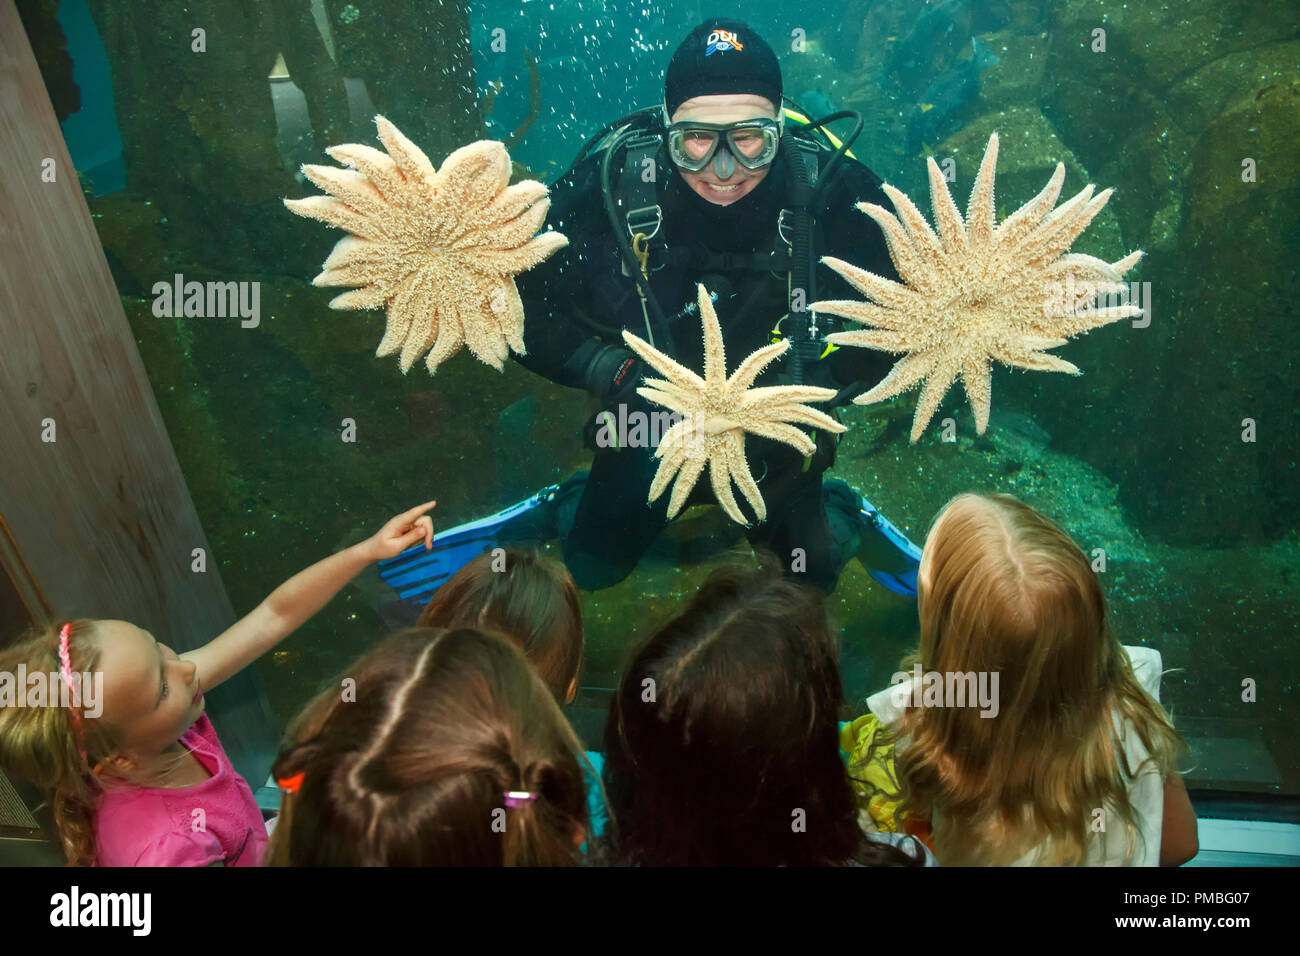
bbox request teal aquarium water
[22,0,1298,796]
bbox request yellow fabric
[840,714,908,833]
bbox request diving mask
[664,111,783,173]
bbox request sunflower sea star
[811,132,1142,442]
[622,284,846,525]
[285,116,567,374]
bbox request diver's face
[95,620,205,757]
[671,95,776,206]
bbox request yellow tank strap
[783,107,857,160]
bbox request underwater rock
[989,409,1052,447]
[16,0,80,122]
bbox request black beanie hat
[664,19,782,120]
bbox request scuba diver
[380,19,920,603]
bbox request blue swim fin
[856,494,923,598]
[378,484,559,604]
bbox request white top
[866,645,1166,866]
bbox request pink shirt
[95,714,267,867]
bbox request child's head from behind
[417,548,582,705]
[907,493,1179,864]
[603,563,910,867]
[268,626,589,866]
[917,492,1114,707]
[0,618,203,864]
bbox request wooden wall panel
[0,0,275,787]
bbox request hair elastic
[57,623,87,761]
[278,772,305,794]
[503,790,536,808]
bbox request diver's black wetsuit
[511,127,900,593]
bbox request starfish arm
[666,453,707,519]
[708,454,749,525]
[395,275,439,373]
[328,286,390,310]
[810,299,911,330]
[314,257,401,289]
[908,357,960,442]
[481,179,550,227]
[764,403,847,434]
[994,162,1066,248]
[1110,249,1144,275]
[818,256,917,310]
[469,231,569,275]
[993,346,1080,375]
[1029,188,1114,266]
[1020,185,1097,264]
[623,330,707,391]
[637,378,699,407]
[298,164,388,219]
[961,354,993,434]
[374,115,438,182]
[284,196,384,240]
[452,196,551,250]
[423,314,466,374]
[325,143,408,203]
[726,434,767,524]
[647,442,684,500]
[725,339,790,393]
[743,420,818,455]
[855,352,935,404]
[435,140,512,210]
[965,132,1000,247]
[881,181,943,260]
[823,329,914,353]
[740,385,838,408]
[926,155,968,254]
[695,285,730,387]
[491,278,526,354]
[636,386,694,417]
[1054,304,1143,335]
[1042,252,1128,285]
[319,235,386,273]
[375,272,421,355]
[857,202,934,291]
[457,298,510,371]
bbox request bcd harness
[583,104,866,472]
[608,109,838,382]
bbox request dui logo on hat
[705,28,744,56]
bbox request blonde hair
[0,619,117,866]
[897,493,1183,865]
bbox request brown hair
[266,627,590,866]
[896,493,1184,864]
[416,547,583,704]
[0,619,118,866]
[603,562,923,867]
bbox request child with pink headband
[0,501,435,866]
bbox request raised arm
[183,500,435,691]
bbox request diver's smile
[687,173,762,205]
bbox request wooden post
[0,0,275,788]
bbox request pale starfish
[622,284,846,525]
[811,132,1142,442]
[285,116,567,374]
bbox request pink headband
[58,623,87,761]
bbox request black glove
[584,344,643,405]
